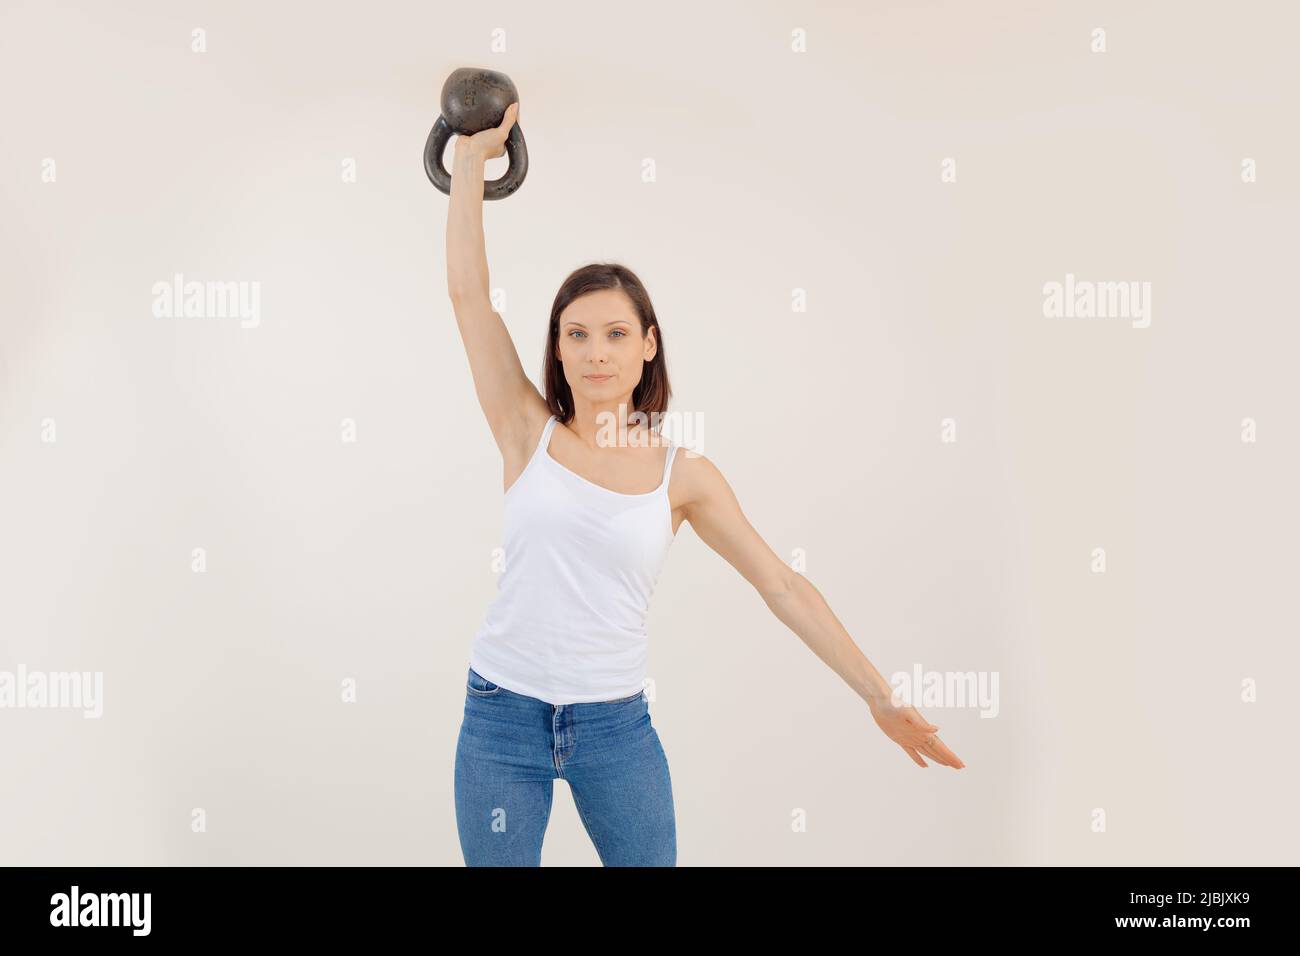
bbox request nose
[577,335,611,368]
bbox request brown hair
[543,262,672,427]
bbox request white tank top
[468,414,680,704]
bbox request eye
[610,329,626,338]
[569,329,585,338]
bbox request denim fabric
[454,666,676,866]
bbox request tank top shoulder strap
[533,415,558,462]
[660,437,679,490]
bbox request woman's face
[556,288,655,401]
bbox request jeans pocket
[466,667,502,697]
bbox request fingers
[499,101,519,131]
[902,745,928,768]
[916,736,966,769]
[906,709,963,767]
[920,738,961,770]
[934,739,965,769]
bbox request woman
[448,103,965,867]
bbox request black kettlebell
[423,68,528,200]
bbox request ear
[644,326,657,362]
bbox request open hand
[868,695,966,769]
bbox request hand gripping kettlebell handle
[423,116,528,200]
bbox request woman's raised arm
[445,102,547,463]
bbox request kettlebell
[423,68,528,200]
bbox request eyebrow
[563,320,632,328]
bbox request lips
[585,374,613,381]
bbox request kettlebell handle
[423,68,528,200]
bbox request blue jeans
[454,666,677,866]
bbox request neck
[566,399,659,450]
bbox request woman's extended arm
[678,450,965,770]
[445,102,547,459]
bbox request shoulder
[669,447,734,515]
